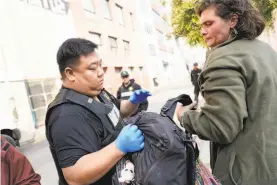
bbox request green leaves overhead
[171,0,205,46]
[253,0,277,27]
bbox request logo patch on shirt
[121,91,133,98]
[87,98,93,103]
[108,104,120,127]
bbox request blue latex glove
[115,124,144,153]
[129,89,152,104]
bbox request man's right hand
[115,124,144,154]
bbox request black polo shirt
[48,91,120,185]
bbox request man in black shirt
[191,62,202,104]
[117,71,148,118]
[45,38,151,185]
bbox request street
[20,82,210,185]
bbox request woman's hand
[176,102,198,121]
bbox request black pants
[194,85,200,103]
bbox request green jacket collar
[206,35,238,58]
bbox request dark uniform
[117,79,148,116]
[191,68,202,103]
[45,87,124,185]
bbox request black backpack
[112,94,199,185]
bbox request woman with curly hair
[176,0,277,184]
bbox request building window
[148,44,156,56]
[0,48,5,72]
[128,67,134,75]
[144,23,152,34]
[88,32,101,46]
[163,60,169,72]
[103,0,112,20]
[140,0,149,13]
[115,67,122,73]
[28,0,43,7]
[152,10,163,27]
[20,0,68,14]
[109,36,118,55]
[26,78,59,126]
[116,4,124,25]
[152,9,160,17]
[103,67,108,74]
[82,0,95,13]
[156,29,164,46]
[123,40,130,56]
[139,66,144,83]
[130,12,135,30]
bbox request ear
[64,67,76,82]
[229,14,238,28]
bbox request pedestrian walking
[191,62,202,104]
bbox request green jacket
[181,38,277,185]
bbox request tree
[170,0,277,47]
[253,0,277,27]
[171,0,205,46]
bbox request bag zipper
[142,131,175,184]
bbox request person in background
[1,135,41,185]
[117,71,149,119]
[191,62,202,104]
[176,0,277,184]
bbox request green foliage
[170,0,277,47]
[171,0,205,46]
[253,0,277,28]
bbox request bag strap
[102,89,118,105]
[186,141,199,185]
[161,95,201,185]
[160,94,193,119]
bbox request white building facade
[0,0,76,143]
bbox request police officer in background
[45,38,151,185]
[117,71,149,118]
[191,62,202,104]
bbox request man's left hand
[129,89,151,104]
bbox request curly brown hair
[195,0,265,40]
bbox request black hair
[195,0,265,39]
[56,38,98,76]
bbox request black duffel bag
[112,94,199,185]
